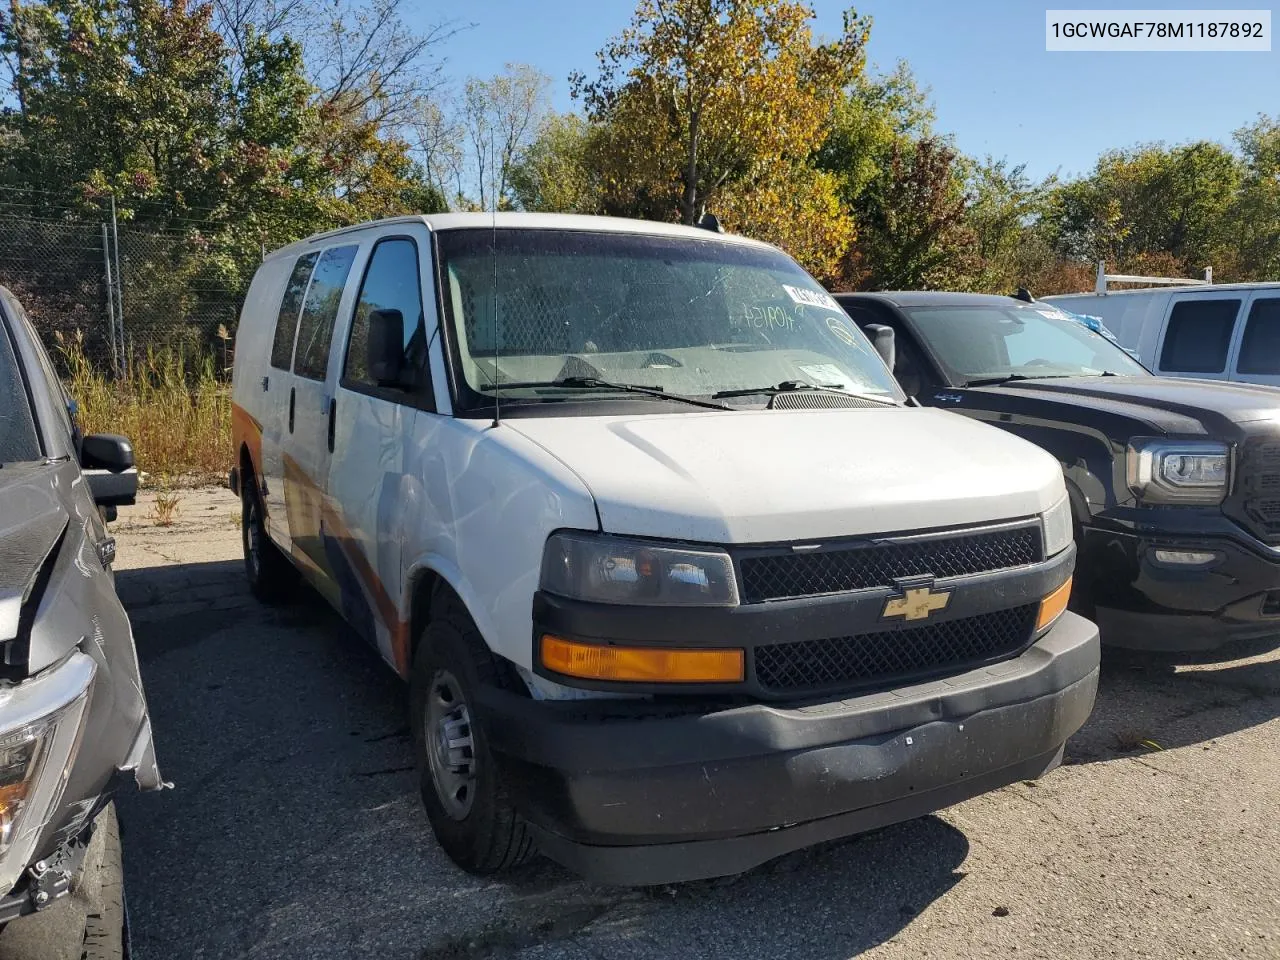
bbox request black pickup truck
[837,291,1280,653]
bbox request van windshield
[904,303,1149,385]
[0,320,41,465]
[436,228,902,407]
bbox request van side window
[294,245,358,381]
[343,238,428,398]
[1236,299,1280,375]
[1159,299,1241,373]
[270,252,318,370]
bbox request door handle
[260,375,269,391]
[288,387,295,433]
[327,398,336,453]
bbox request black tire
[81,804,124,960]
[241,476,293,604]
[0,804,124,960]
[410,597,534,875]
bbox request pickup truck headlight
[0,654,94,893]
[540,532,739,606]
[1041,496,1074,557]
[1126,439,1230,505]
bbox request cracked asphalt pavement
[112,488,1279,960]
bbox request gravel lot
[112,487,1280,960]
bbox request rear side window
[343,238,428,395]
[1236,298,1280,375]
[271,253,318,370]
[295,245,358,381]
[1159,299,1241,373]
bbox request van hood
[505,407,1064,544]
[966,375,1280,436]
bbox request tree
[1229,115,1280,280]
[456,63,551,211]
[841,136,973,290]
[963,157,1056,292]
[573,0,868,227]
[1043,141,1242,277]
[508,112,603,213]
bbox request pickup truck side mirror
[367,308,405,386]
[864,324,896,373]
[81,434,138,508]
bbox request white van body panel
[505,407,1063,544]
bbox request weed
[150,480,182,527]
[1114,729,1163,753]
[56,332,231,486]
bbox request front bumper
[480,611,1099,885]
[1079,523,1280,651]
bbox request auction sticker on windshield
[783,284,839,309]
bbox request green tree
[572,0,868,236]
[508,112,603,213]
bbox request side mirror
[81,434,137,507]
[864,324,896,372]
[367,308,405,386]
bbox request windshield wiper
[712,379,897,405]
[478,376,731,411]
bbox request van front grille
[737,523,1042,603]
[753,605,1039,695]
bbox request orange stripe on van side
[231,402,263,493]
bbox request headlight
[0,654,94,893]
[1041,496,1074,557]
[540,532,739,606]
[1127,439,1230,504]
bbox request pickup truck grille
[737,522,1043,603]
[754,604,1039,695]
[1234,439,1280,540]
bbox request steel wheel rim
[425,669,477,820]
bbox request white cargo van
[229,213,1099,884]
[1044,266,1280,386]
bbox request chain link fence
[0,211,247,377]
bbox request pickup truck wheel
[0,804,125,960]
[410,600,534,875]
[241,479,293,604]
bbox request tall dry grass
[57,332,232,486]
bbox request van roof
[1047,281,1280,300]
[265,212,774,261]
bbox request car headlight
[540,532,739,606]
[1041,496,1074,557]
[0,654,94,893]
[1126,439,1230,504]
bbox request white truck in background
[1044,262,1280,387]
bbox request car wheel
[0,804,125,960]
[241,477,293,604]
[80,805,124,960]
[410,596,534,875]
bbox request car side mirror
[367,308,405,386]
[80,434,137,508]
[864,324,896,372]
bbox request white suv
[229,213,1099,884]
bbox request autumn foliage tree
[570,0,868,275]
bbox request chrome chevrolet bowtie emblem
[882,586,951,622]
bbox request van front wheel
[410,600,534,874]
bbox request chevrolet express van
[229,213,1099,885]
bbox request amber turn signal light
[1037,577,1072,631]
[540,635,744,683]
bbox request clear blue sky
[418,0,1279,181]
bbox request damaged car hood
[0,462,68,643]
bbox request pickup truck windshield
[904,303,1149,385]
[0,320,40,464]
[437,228,902,406]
